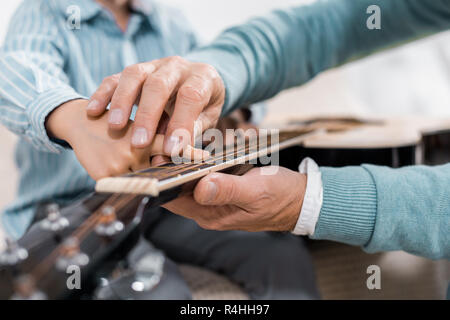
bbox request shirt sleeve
[291,158,323,236]
[185,0,450,114]
[312,164,450,260]
[0,1,85,153]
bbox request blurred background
[0,0,449,299]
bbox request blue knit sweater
[187,0,450,259]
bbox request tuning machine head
[40,203,69,232]
[10,274,46,300]
[94,249,165,299]
[131,250,165,293]
[95,205,124,237]
[55,237,89,271]
[0,238,28,266]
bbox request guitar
[1,116,449,299]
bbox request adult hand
[163,167,307,232]
[86,56,225,156]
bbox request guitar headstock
[0,193,150,300]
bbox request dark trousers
[139,207,320,300]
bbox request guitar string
[134,138,257,178]
[143,131,301,180]
[132,133,278,180]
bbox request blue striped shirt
[0,0,197,238]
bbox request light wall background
[1,0,450,223]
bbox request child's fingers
[130,133,164,171]
[151,155,170,167]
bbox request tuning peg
[95,205,124,237]
[55,237,89,271]
[40,203,69,232]
[10,274,46,300]
[0,238,28,266]
[94,250,165,299]
[131,250,165,292]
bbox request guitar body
[279,116,450,169]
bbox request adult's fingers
[193,170,261,207]
[86,74,120,116]
[108,63,157,130]
[162,195,241,230]
[163,71,215,155]
[131,58,185,148]
[163,195,211,221]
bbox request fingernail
[164,136,181,154]
[204,181,217,203]
[109,109,123,125]
[132,127,148,146]
[86,100,99,111]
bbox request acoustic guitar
[1,116,449,299]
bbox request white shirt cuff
[291,157,323,236]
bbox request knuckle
[169,55,185,65]
[178,84,206,105]
[146,74,171,95]
[123,64,147,79]
[136,111,153,124]
[100,75,118,88]
[197,63,219,78]
[222,180,237,203]
[110,73,121,82]
[168,119,188,130]
[112,90,131,104]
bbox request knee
[152,258,193,300]
[237,234,320,299]
[249,234,313,266]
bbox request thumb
[194,171,257,207]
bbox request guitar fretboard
[95,129,315,196]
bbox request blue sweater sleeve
[313,164,450,260]
[185,0,450,259]
[186,0,450,113]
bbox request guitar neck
[95,129,316,196]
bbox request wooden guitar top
[280,116,450,149]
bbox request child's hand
[46,99,158,180]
